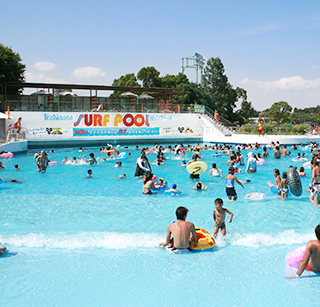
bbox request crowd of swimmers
[2,140,320,266]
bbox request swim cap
[172,184,177,189]
[19,117,22,119]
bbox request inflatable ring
[303,161,312,170]
[286,245,306,268]
[165,190,181,196]
[245,192,266,200]
[190,227,215,251]
[0,152,14,158]
[287,167,303,196]
[257,159,265,166]
[48,161,57,165]
[292,158,308,163]
[186,161,207,175]
[270,185,292,196]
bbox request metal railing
[4,96,194,114]
[202,106,234,135]
[5,129,27,143]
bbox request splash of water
[0,229,314,250]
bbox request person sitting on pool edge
[164,206,198,253]
[286,224,320,278]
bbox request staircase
[199,107,234,138]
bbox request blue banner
[73,127,160,137]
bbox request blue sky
[1,0,320,111]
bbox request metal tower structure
[181,53,206,84]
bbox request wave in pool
[0,229,314,250]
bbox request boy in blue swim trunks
[213,198,233,236]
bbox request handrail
[204,106,235,128]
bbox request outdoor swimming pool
[1,145,320,306]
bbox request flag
[7,106,11,120]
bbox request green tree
[111,73,140,96]
[202,57,238,121]
[137,66,161,87]
[0,44,26,95]
[240,100,259,120]
[184,82,211,106]
[268,101,292,124]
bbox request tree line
[0,43,318,125]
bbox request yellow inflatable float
[190,227,215,251]
[186,161,207,175]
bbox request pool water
[1,146,320,307]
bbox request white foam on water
[65,159,88,166]
[0,232,165,250]
[0,229,314,250]
[229,229,314,248]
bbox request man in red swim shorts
[286,224,320,278]
[257,121,263,137]
[13,117,22,133]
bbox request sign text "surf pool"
[74,113,150,127]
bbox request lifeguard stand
[181,53,206,84]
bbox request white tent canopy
[59,91,77,97]
[119,91,138,98]
[138,93,154,99]
[31,90,51,95]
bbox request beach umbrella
[31,90,51,95]
[138,93,154,99]
[59,91,77,97]
[119,91,138,98]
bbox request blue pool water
[1,146,320,306]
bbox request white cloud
[240,76,320,91]
[25,72,65,83]
[238,76,320,110]
[73,66,106,79]
[34,61,57,71]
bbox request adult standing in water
[142,171,157,194]
[135,150,152,177]
[225,167,244,201]
[286,225,320,278]
[310,161,320,206]
[36,150,49,172]
[165,206,198,253]
[246,152,257,173]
